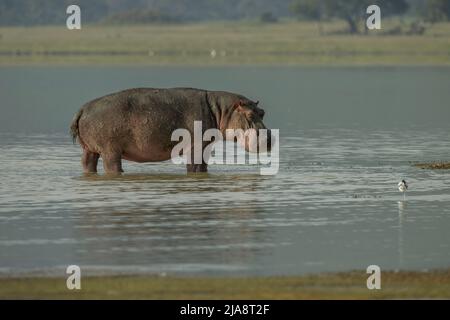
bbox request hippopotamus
[70,88,271,174]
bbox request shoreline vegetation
[414,162,450,169]
[1,269,449,299]
[1,20,450,66]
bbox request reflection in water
[397,201,407,269]
[75,173,269,272]
[0,128,450,276]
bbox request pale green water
[0,67,450,276]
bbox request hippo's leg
[186,145,208,173]
[102,152,123,174]
[82,149,99,173]
[186,163,208,173]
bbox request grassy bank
[1,20,450,65]
[1,269,450,299]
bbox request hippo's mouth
[238,128,272,153]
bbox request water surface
[0,67,449,276]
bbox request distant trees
[1,0,450,27]
[290,0,325,33]
[424,0,450,22]
[0,0,108,26]
[102,9,179,25]
[260,12,278,23]
[290,0,408,33]
[0,0,293,26]
[290,0,324,21]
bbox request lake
[0,66,449,276]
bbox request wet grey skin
[70,87,271,174]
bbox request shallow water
[1,127,449,276]
[0,67,450,276]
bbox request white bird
[398,180,408,200]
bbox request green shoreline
[1,20,450,66]
[1,269,449,299]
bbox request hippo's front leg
[186,163,208,173]
[186,145,208,173]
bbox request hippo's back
[83,87,206,115]
[71,87,212,153]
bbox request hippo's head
[207,91,274,153]
[225,99,272,153]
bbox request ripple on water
[0,129,450,276]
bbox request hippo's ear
[255,100,259,106]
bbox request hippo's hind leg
[101,152,123,174]
[82,149,99,173]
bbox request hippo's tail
[70,108,83,144]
